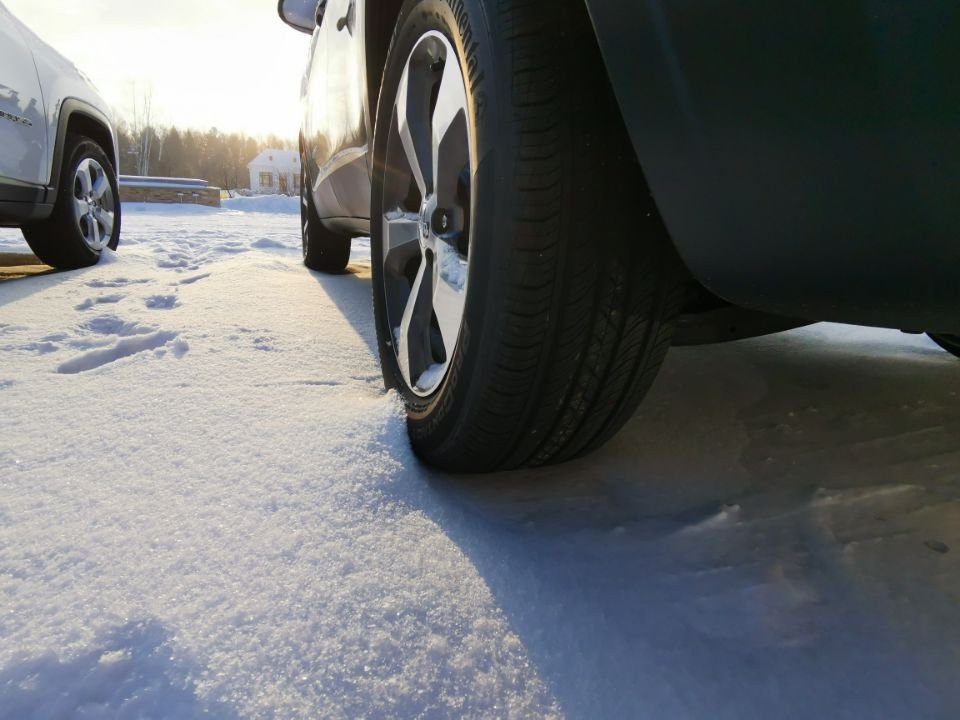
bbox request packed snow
[1,197,959,719]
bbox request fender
[581,0,960,333]
[45,98,118,205]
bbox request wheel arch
[47,100,118,204]
[364,0,405,132]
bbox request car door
[303,0,371,224]
[0,4,48,187]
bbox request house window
[259,172,273,188]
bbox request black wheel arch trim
[45,99,118,206]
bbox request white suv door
[0,4,48,186]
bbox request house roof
[247,149,300,169]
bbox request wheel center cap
[419,195,438,248]
[419,205,430,238]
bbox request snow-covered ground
[1,198,958,719]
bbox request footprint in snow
[74,294,125,311]
[176,272,210,286]
[251,238,287,250]
[145,295,178,310]
[86,278,150,289]
[154,249,200,271]
[84,316,155,337]
[20,341,58,354]
[252,336,275,351]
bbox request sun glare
[4,0,309,138]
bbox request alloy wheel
[72,158,115,251]
[380,32,473,396]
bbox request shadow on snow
[322,266,960,719]
[0,620,236,720]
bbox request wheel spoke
[88,213,102,249]
[91,170,109,200]
[383,212,421,274]
[396,258,434,389]
[74,197,90,219]
[395,61,432,196]
[433,240,467,356]
[97,209,115,240]
[431,56,469,208]
[76,161,93,196]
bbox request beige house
[247,149,300,195]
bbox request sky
[6,0,310,138]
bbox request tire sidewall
[300,161,310,260]
[372,0,511,457]
[301,160,351,272]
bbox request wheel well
[66,112,116,171]
[365,0,404,127]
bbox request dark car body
[586,0,959,334]
[294,0,959,334]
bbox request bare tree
[129,84,155,176]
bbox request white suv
[0,1,120,268]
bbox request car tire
[370,0,686,472]
[929,333,960,358]
[301,162,351,272]
[22,134,120,269]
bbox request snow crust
[1,203,959,719]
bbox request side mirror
[277,0,323,34]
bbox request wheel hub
[419,196,436,247]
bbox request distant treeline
[115,124,296,190]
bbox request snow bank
[119,195,300,218]
[122,202,223,216]
[222,194,300,214]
